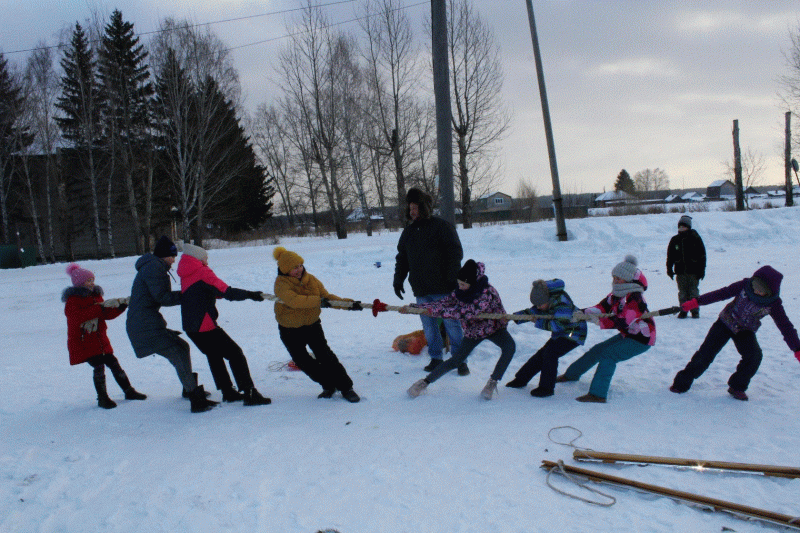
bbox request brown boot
[576,393,606,403]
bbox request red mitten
[681,299,699,312]
[372,298,388,317]
[795,350,800,364]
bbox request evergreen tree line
[0,10,274,261]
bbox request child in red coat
[63,263,146,409]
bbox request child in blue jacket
[506,279,587,397]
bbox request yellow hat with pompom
[273,246,304,274]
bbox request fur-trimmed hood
[61,285,103,302]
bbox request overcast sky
[2,0,799,196]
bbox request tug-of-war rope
[545,426,616,507]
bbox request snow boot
[727,387,748,401]
[530,387,554,397]
[318,389,335,399]
[457,362,470,376]
[97,395,117,409]
[342,389,361,403]
[221,387,244,402]
[505,377,527,388]
[182,373,209,399]
[189,385,218,413]
[555,374,576,383]
[691,309,699,319]
[576,393,606,403]
[423,359,442,372]
[677,311,688,319]
[124,388,147,400]
[243,388,272,406]
[408,379,428,398]
[481,378,498,400]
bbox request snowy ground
[1,207,799,533]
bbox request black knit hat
[153,235,178,258]
[457,259,479,285]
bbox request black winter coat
[666,229,706,278]
[394,216,463,297]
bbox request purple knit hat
[66,263,94,286]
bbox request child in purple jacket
[671,265,800,401]
[405,260,515,400]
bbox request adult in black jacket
[394,188,465,373]
[666,215,707,318]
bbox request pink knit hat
[66,263,94,286]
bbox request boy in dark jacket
[177,243,271,406]
[63,263,145,409]
[670,265,800,400]
[506,279,587,397]
[666,215,706,318]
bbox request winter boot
[555,374,576,383]
[189,385,218,413]
[318,389,336,399]
[182,373,209,399]
[481,378,498,400]
[243,388,272,406]
[576,393,606,403]
[677,311,688,319]
[408,379,429,398]
[457,362,470,376]
[342,389,361,403]
[97,395,117,409]
[691,309,699,319]
[221,387,244,402]
[727,387,749,401]
[423,359,442,372]
[124,388,147,400]
[505,377,527,388]
[530,387,554,397]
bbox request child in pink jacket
[405,260,515,400]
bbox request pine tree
[0,52,33,244]
[614,169,635,194]
[55,23,105,255]
[98,9,155,254]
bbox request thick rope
[545,459,617,507]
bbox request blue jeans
[416,294,463,359]
[562,334,650,398]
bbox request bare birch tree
[252,104,300,225]
[446,0,509,228]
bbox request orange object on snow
[392,330,427,355]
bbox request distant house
[346,207,384,222]
[706,179,736,198]
[475,192,513,213]
[664,194,682,203]
[594,190,633,207]
[681,191,705,202]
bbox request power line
[2,0,361,56]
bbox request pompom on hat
[612,254,639,282]
[273,246,304,274]
[66,263,94,287]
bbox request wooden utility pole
[525,0,567,241]
[732,119,744,211]
[431,0,455,225]
[785,111,794,207]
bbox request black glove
[118,303,128,312]
[667,271,674,280]
[349,300,363,311]
[698,271,705,280]
[394,284,404,300]
[320,297,331,308]
[249,291,265,302]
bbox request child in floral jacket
[506,279,587,397]
[671,265,800,400]
[557,255,655,403]
[63,263,146,409]
[406,260,516,400]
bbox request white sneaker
[408,379,428,398]
[481,378,498,400]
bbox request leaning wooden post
[786,111,794,207]
[732,119,744,211]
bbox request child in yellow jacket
[273,246,362,402]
